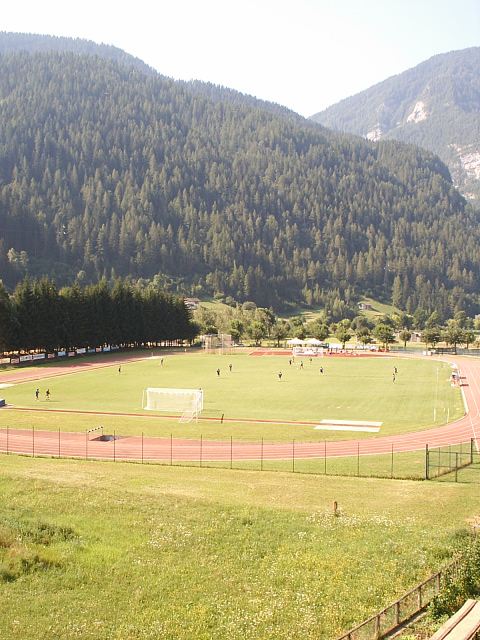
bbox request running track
[0,353,479,462]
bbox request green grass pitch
[1,351,463,441]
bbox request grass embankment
[1,354,462,442]
[1,455,479,640]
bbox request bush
[430,535,480,618]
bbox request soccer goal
[142,388,204,423]
[203,333,233,354]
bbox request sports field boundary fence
[0,428,478,483]
[426,440,479,481]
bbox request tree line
[0,51,478,316]
[194,301,480,353]
[0,278,197,354]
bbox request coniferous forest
[0,278,196,353]
[0,44,479,317]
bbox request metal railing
[337,560,460,640]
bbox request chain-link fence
[426,440,478,481]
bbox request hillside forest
[0,48,479,320]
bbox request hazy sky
[2,0,479,116]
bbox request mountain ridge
[310,47,480,203]
[0,38,478,317]
[0,30,156,75]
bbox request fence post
[471,438,474,465]
[357,441,360,476]
[395,600,400,625]
[261,437,263,471]
[455,452,458,482]
[425,444,429,480]
[418,584,422,609]
[374,613,381,639]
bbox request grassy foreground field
[1,455,479,640]
[1,352,462,441]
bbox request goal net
[142,388,203,423]
[203,333,233,354]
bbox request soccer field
[1,351,463,441]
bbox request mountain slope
[0,50,478,316]
[310,48,480,203]
[0,30,155,75]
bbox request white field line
[0,383,14,388]
[314,425,380,433]
[320,419,383,427]
[461,386,469,415]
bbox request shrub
[430,535,480,618]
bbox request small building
[395,331,422,343]
[358,302,373,311]
[184,297,200,310]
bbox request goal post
[142,388,203,423]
